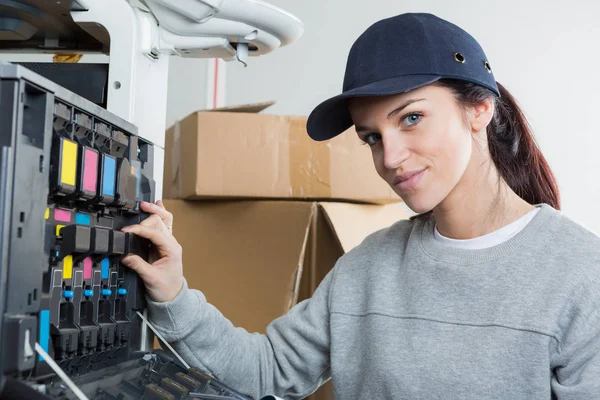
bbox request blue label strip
[75,213,91,225]
[103,156,116,197]
[101,258,110,279]
[39,310,50,361]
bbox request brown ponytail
[437,79,561,210]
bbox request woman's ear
[468,97,494,133]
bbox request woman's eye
[402,113,422,126]
[363,133,381,146]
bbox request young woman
[121,13,600,400]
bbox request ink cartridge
[75,146,99,200]
[51,135,78,197]
[95,153,117,205]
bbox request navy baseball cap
[306,13,500,141]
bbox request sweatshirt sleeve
[145,269,335,400]
[551,289,600,398]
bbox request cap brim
[307,74,442,141]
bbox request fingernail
[121,226,131,232]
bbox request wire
[34,342,89,400]
[136,310,190,369]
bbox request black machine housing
[0,63,252,400]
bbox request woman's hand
[120,200,184,303]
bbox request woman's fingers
[140,214,168,233]
[140,201,174,231]
[121,200,184,303]
[121,224,173,250]
[120,254,154,283]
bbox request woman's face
[348,84,488,214]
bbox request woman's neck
[433,166,534,240]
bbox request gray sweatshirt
[147,204,600,399]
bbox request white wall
[165,57,208,129]
[167,0,600,234]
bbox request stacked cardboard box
[163,101,399,203]
[159,103,408,400]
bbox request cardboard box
[160,199,409,399]
[163,102,399,204]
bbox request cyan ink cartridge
[95,153,117,205]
